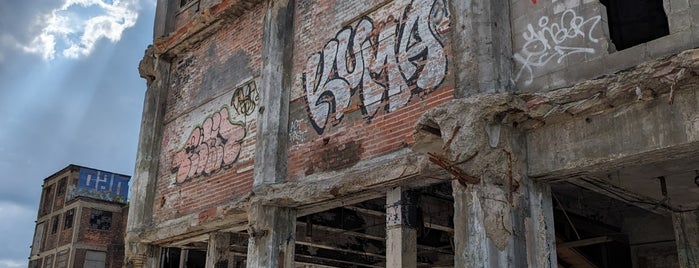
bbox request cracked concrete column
[247,0,297,266]
[452,171,557,267]
[412,96,556,267]
[205,232,232,268]
[386,187,418,268]
[126,46,171,268]
[672,210,699,268]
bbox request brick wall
[77,207,125,248]
[287,0,455,180]
[153,2,265,224]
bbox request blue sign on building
[74,167,130,203]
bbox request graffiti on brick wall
[171,81,257,183]
[304,0,449,135]
[513,9,601,85]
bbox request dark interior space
[600,0,669,50]
[551,182,678,268]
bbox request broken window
[89,210,112,230]
[600,0,669,50]
[41,185,54,215]
[57,178,66,196]
[64,209,74,229]
[51,215,60,234]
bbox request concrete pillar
[386,187,418,268]
[206,233,232,268]
[672,209,699,268]
[447,0,513,96]
[126,46,171,268]
[246,204,297,268]
[253,0,295,187]
[452,177,557,268]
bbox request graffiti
[231,82,259,116]
[171,81,257,183]
[531,0,536,4]
[513,9,601,85]
[303,0,449,134]
[73,167,130,203]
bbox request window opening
[51,215,60,234]
[90,210,112,230]
[57,178,66,196]
[600,0,669,50]
[64,209,75,229]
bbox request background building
[127,0,699,267]
[28,165,130,268]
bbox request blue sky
[0,0,155,267]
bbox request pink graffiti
[531,0,537,4]
[171,107,246,183]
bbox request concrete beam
[205,233,232,268]
[254,0,295,186]
[386,187,417,268]
[527,87,699,179]
[672,210,699,268]
[246,205,296,268]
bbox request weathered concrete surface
[126,46,171,267]
[673,210,699,268]
[413,95,556,267]
[205,232,232,268]
[448,0,514,96]
[525,48,699,179]
[246,205,296,268]
[254,0,295,186]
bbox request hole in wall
[600,0,669,51]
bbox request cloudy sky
[0,0,156,267]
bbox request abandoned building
[28,165,131,268]
[127,0,699,267]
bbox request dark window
[41,185,54,215]
[57,178,66,195]
[600,0,669,50]
[64,209,74,229]
[89,210,112,230]
[51,215,59,234]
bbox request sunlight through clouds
[21,0,139,60]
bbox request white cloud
[0,259,24,268]
[20,0,139,60]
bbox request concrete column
[246,204,297,268]
[452,177,557,268]
[447,0,513,97]
[386,187,418,268]
[126,46,171,268]
[672,210,699,268]
[253,0,295,187]
[205,233,232,268]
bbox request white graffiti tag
[304,0,449,134]
[514,9,601,85]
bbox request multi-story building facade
[29,165,130,268]
[127,0,699,267]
